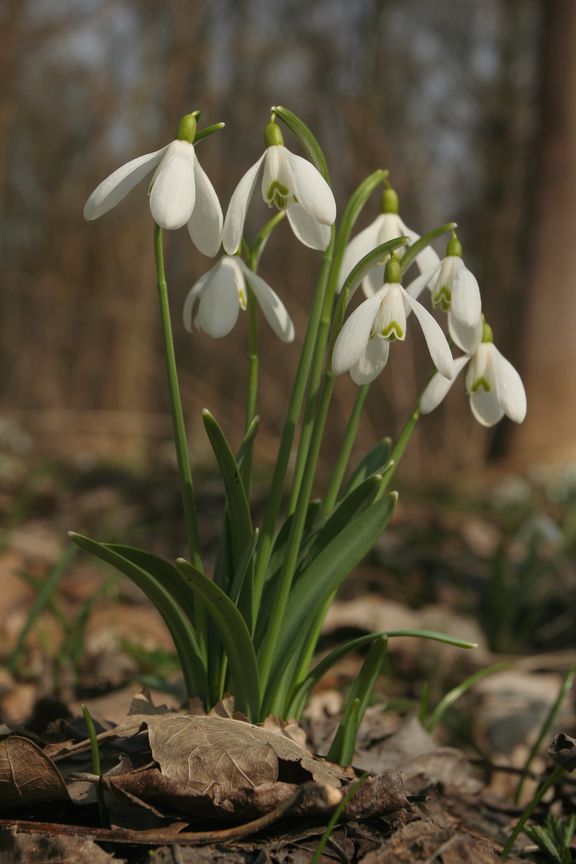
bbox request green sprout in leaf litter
[76,107,526,759]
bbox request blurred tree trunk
[514,0,576,464]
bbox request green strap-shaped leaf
[262,491,397,711]
[342,438,392,498]
[327,636,388,764]
[296,475,383,579]
[287,628,477,718]
[203,410,254,591]
[271,105,330,181]
[175,559,261,720]
[68,533,208,701]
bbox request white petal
[400,222,441,273]
[493,347,527,423]
[183,266,216,331]
[374,283,406,340]
[286,204,331,250]
[149,141,196,230]
[332,295,383,374]
[187,157,223,257]
[195,260,241,338]
[350,338,390,384]
[222,154,265,254]
[338,215,386,292]
[83,146,168,220]
[237,260,294,342]
[449,313,483,354]
[420,356,469,413]
[469,391,505,427]
[284,149,336,224]
[451,261,482,327]
[406,262,442,301]
[402,288,454,379]
[363,264,386,298]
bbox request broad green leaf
[262,491,397,710]
[399,221,457,276]
[296,475,383,579]
[327,636,388,764]
[342,438,392,498]
[203,410,254,597]
[175,559,261,720]
[271,105,330,181]
[68,533,208,701]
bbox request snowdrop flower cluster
[84,107,526,429]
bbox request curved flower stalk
[183,256,294,342]
[420,322,527,426]
[407,235,482,353]
[332,255,454,385]
[338,186,440,297]
[222,120,336,254]
[84,113,223,256]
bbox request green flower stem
[320,384,370,516]
[154,225,207,657]
[501,765,565,858]
[252,236,335,614]
[287,173,387,513]
[260,370,335,708]
[154,226,203,571]
[82,703,109,828]
[381,407,421,492]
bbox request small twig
[0,781,341,847]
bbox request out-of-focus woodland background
[1,0,574,479]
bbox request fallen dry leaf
[145,714,346,792]
[0,735,69,807]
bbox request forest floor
[0,448,575,863]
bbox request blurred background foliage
[0,0,572,482]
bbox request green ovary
[432,285,451,311]
[266,181,292,210]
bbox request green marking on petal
[238,286,248,311]
[381,321,404,340]
[471,377,491,393]
[432,285,451,311]
[266,180,292,210]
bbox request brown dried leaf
[145,715,345,792]
[0,735,69,807]
[103,767,346,822]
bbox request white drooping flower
[83,113,223,256]
[338,187,440,297]
[332,257,454,385]
[406,236,482,353]
[419,323,527,427]
[222,120,336,254]
[183,256,294,342]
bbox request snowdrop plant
[71,106,521,763]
